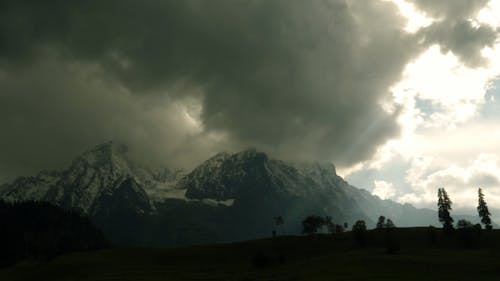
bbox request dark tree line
[0,200,109,268]
[376,216,395,229]
[294,187,494,252]
[301,215,347,235]
[301,215,326,235]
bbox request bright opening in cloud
[373,180,397,200]
[392,45,498,130]
[387,0,434,33]
[349,2,500,210]
[477,0,500,28]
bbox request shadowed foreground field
[2,228,500,281]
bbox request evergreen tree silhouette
[477,188,492,230]
[437,188,454,234]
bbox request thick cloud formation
[413,0,498,66]
[0,0,497,182]
[0,53,219,180]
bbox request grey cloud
[469,173,500,188]
[0,54,219,182]
[0,0,494,181]
[418,19,498,67]
[411,0,490,19]
[411,0,499,67]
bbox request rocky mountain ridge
[0,142,442,246]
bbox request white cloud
[398,193,425,205]
[346,4,500,211]
[400,153,500,209]
[392,45,498,129]
[386,0,435,33]
[477,0,500,28]
[373,180,397,200]
[406,156,434,185]
[349,41,500,174]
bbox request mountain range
[0,142,463,246]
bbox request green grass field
[2,228,500,281]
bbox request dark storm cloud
[0,53,219,180]
[0,0,496,181]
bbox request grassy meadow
[1,228,500,281]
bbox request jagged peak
[233,148,268,161]
[193,149,270,172]
[209,151,231,160]
[208,148,269,159]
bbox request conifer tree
[437,188,454,233]
[477,188,492,230]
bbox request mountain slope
[0,170,61,202]
[178,149,437,232]
[0,143,441,246]
[0,142,183,217]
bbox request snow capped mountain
[179,148,436,227]
[0,169,61,202]
[180,148,349,200]
[46,142,143,214]
[143,168,186,201]
[179,149,267,200]
[0,142,439,246]
[0,142,185,216]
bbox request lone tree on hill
[376,216,386,229]
[302,215,325,235]
[477,188,492,230]
[437,188,454,233]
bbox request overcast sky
[1,0,499,210]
